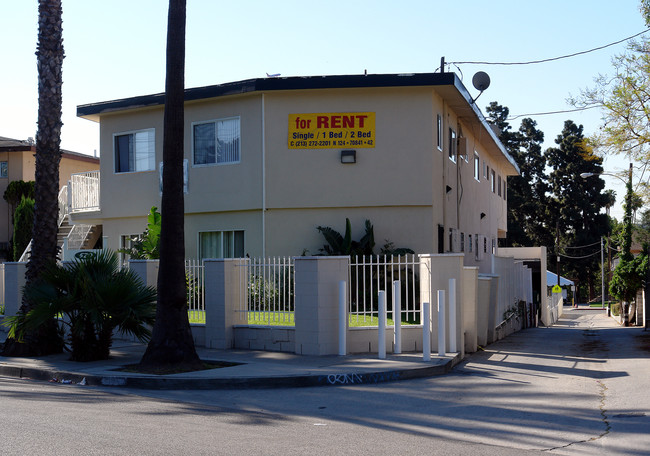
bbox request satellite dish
[472,71,490,91]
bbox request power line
[507,104,601,120]
[562,240,602,249]
[559,251,600,260]
[449,29,650,66]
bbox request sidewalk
[0,336,460,390]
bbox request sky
[0,0,647,220]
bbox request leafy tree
[139,0,201,369]
[6,251,156,362]
[546,120,609,301]
[3,180,35,225]
[486,103,550,247]
[3,0,65,356]
[12,196,34,261]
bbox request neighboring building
[0,136,100,260]
[75,72,519,272]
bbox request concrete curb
[0,354,460,390]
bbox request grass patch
[187,310,420,327]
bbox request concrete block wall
[233,326,295,352]
[462,267,478,353]
[419,254,465,358]
[294,256,348,356]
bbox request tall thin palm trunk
[3,0,65,356]
[140,0,201,367]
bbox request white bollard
[448,278,456,353]
[438,289,446,357]
[338,280,347,356]
[393,280,401,354]
[422,301,431,362]
[378,290,386,359]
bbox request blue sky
[1,0,646,219]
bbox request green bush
[5,250,157,361]
[13,196,34,261]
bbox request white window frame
[192,116,241,167]
[113,128,156,174]
[198,230,245,259]
[491,169,496,193]
[448,127,457,163]
[473,152,480,181]
[436,114,443,151]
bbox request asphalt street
[1,308,649,455]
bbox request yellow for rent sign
[288,112,375,149]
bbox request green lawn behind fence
[187,311,419,327]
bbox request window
[448,128,457,163]
[484,162,488,179]
[114,129,155,173]
[490,169,496,193]
[0,161,7,178]
[498,175,502,196]
[120,234,143,267]
[199,230,244,259]
[436,114,442,151]
[460,232,465,252]
[503,180,507,200]
[468,234,473,253]
[473,152,480,181]
[193,117,240,166]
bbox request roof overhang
[77,72,519,175]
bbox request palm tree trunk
[3,0,64,356]
[139,0,201,367]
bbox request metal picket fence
[242,257,295,326]
[348,254,421,326]
[185,259,205,324]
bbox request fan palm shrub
[5,250,157,361]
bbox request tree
[139,0,201,369]
[3,0,65,356]
[3,180,35,225]
[13,196,34,261]
[546,121,609,301]
[485,103,551,247]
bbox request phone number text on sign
[288,112,375,149]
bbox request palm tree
[2,0,65,356]
[139,0,201,368]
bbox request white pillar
[338,280,347,356]
[378,290,386,359]
[448,278,457,353]
[393,280,401,354]
[438,289,446,357]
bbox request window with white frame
[114,129,155,173]
[491,169,496,193]
[199,230,244,259]
[448,127,457,163]
[193,117,240,166]
[436,114,442,151]
[498,175,502,196]
[0,161,7,178]
[473,152,480,181]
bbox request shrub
[5,250,157,361]
[13,196,34,261]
